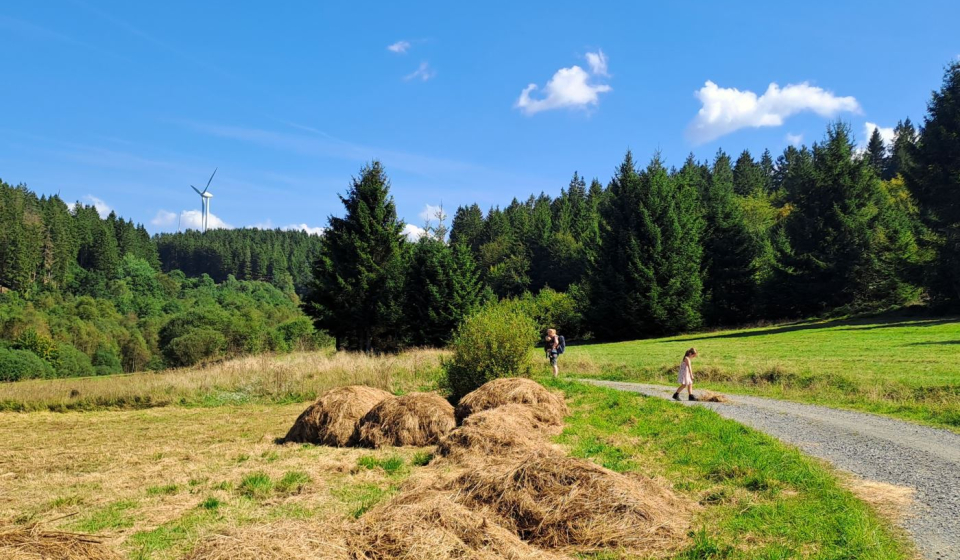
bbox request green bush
[519,287,586,341]
[165,328,227,367]
[276,316,316,350]
[92,347,123,376]
[444,300,538,400]
[0,347,54,381]
[54,343,95,378]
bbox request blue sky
[1,1,957,236]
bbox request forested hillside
[0,183,323,381]
[155,229,322,296]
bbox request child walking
[673,348,698,401]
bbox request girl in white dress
[672,348,698,401]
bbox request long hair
[684,347,697,358]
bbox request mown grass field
[568,312,960,431]
[0,349,913,559]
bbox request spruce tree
[304,162,406,352]
[733,150,766,196]
[886,118,918,180]
[908,61,960,304]
[866,127,888,177]
[779,123,919,315]
[702,150,760,325]
[589,152,703,338]
[404,237,483,346]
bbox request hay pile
[437,404,559,461]
[183,520,349,560]
[446,450,691,554]
[358,392,456,448]
[283,385,392,446]
[698,391,729,403]
[350,490,570,560]
[0,524,122,560]
[455,378,568,425]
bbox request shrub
[444,300,538,400]
[276,316,316,350]
[519,287,586,341]
[92,347,123,376]
[165,328,227,367]
[0,347,54,381]
[54,343,95,378]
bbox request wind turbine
[190,168,217,233]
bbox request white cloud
[283,223,324,236]
[387,40,411,54]
[688,80,861,144]
[151,209,231,231]
[585,49,609,76]
[418,203,446,223]
[402,223,427,241]
[864,122,895,148]
[516,64,611,115]
[151,209,177,226]
[785,133,804,146]
[84,195,112,218]
[404,61,435,81]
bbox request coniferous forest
[1,61,959,368]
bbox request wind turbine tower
[190,168,217,233]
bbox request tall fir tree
[304,162,406,352]
[702,151,761,325]
[885,118,918,180]
[866,127,888,177]
[733,150,766,196]
[777,123,919,315]
[908,61,960,304]
[404,238,484,346]
[589,152,703,339]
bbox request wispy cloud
[585,49,609,77]
[402,223,427,241]
[85,195,112,218]
[283,223,324,236]
[688,80,861,144]
[785,133,804,146]
[864,122,895,148]
[418,203,446,223]
[404,61,435,82]
[151,208,231,231]
[516,61,611,115]
[387,40,411,54]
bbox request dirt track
[581,379,960,560]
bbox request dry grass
[454,378,568,425]
[182,520,350,560]
[358,392,456,448]
[842,477,915,523]
[0,402,431,559]
[437,404,561,461]
[699,390,730,403]
[283,386,392,446]
[0,349,446,412]
[0,523,122,560]
[350,490,571,560]
[444,449,693,555]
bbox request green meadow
[569,312,960,431]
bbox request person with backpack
[544,328,565,378]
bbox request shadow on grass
[906,340,960,346]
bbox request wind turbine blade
[191,185,202,195]
[203,167,217,193]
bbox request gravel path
[581,379,960,560]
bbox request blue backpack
[557,335,566,354]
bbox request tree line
[0,183,326,380]
[307,61,960,350]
